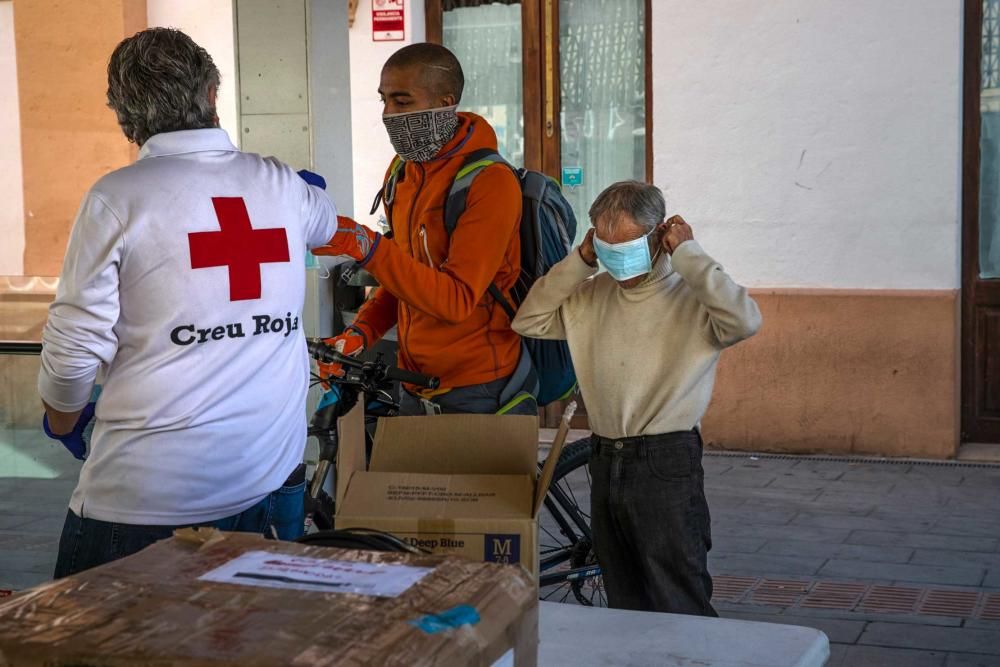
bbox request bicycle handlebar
[307,339,440,390]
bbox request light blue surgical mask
[593,230,656,281]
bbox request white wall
[652,0,963,290]
[147,0,240,143]
[0,0,25,276]
[349,0,424,229]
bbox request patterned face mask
[382,105,460,162]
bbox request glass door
[429,0,649,240]
[442,2,525,165]
[558,0,646,243]
[963,0,1000,443]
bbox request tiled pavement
[3,429,1000,665]
[704,450,1000,666]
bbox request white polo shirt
[38,129,338,525]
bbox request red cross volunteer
[38,29,339,578]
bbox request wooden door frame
[962,0,1000,442]
[425,0,653,182]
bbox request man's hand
[660,215,694,255]
[43,402,96,461]
[312,216,381,263]
[318,329,366,384]
[579,229,598,267]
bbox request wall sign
[373,0,405,42]
[562,166,584,187]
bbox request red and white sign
[372,0,405,42]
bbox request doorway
[963,0,1000,444]
[426,0,652,240]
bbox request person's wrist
[578,246,597,268]
[357,231,382,266]
[345,325,369,349]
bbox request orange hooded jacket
[349,112,522,390]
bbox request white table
[538,602,830,667]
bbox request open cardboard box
[334,403,564,578]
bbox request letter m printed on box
[484,534,520,565]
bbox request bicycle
[303,338,606,606]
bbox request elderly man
[513,181,761,615]
[40,28,339,576]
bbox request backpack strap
[369,156,406,237]
[443,149,509,237]
[443,149,520,319]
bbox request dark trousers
[589,431,718,616]
[54,475,306,579]
[398,376,537,416]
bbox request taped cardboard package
[0,529,537,666]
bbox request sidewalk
[705,450,1000,667]
[3,430,1000,665]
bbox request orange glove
[312,216,381,264]
[318,327,367,383]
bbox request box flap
[336,400,367,509]
[339,471,535,519]
[369,414,539,476]
[533,402,576,517]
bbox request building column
[14,0,146,276]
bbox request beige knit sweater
[512,241,762,439]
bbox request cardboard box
[334,404,564,578]
[0,529,537,666]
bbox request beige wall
[702,289,960,458]
[15,0,146,276]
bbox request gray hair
[588,181,666,234]
[107,28,220,145]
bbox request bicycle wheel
[537,436,606,607]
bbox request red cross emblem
[188,197,290,301]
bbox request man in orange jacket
[312,43,534,416]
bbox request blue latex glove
[298,169,327,190]
[43,402,96,461]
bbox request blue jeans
[53,479,306,579]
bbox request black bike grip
[384,366,440,390]
[306,339,364,369]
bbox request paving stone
[704,485,824,502]
[714,523,851,544]
[788,605,964,627]
[910,549,1000,570]
[711,536,767,554]
[826,644,948,667]
[8,516,67,536]
[0,549,57,574]
[764,476,831,492]
[715,507,799,526]
[0,571,49,591]
[847,530,999,553]
[944,653,1000,667]
[758,539,913,564]
[710,553,826,577]
[792,511,936,533]
[818,480,898,496]
[0,514,46,531]
[819,560,985,587]
[720,610,865,644]
[929,517,1000,539]
[860,622,1000,654]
